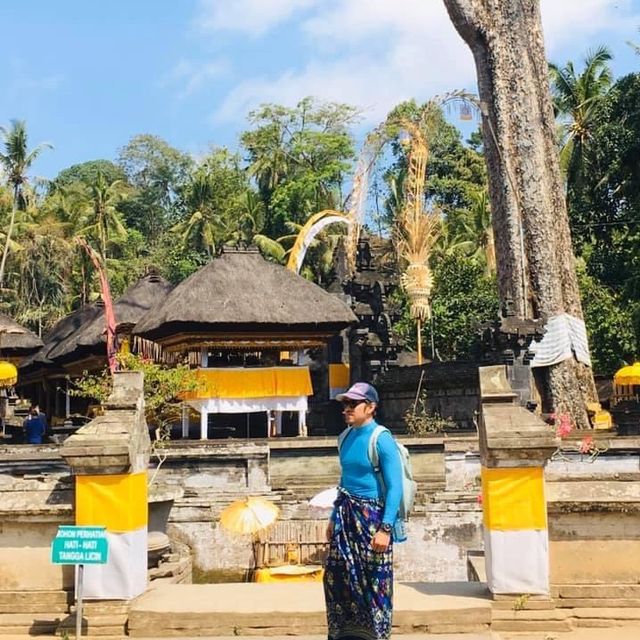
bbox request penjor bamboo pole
[417,317,423,365]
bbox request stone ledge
[554,584,640,599]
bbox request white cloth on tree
[529,313,592,368]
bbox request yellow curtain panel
[481,466,547,531]
[329,363,350,389]
[183,366,313,400]
[76,472,148,533]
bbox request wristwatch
[379,522,392,534]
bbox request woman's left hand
[371,530,391,552]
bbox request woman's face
[341,399,376,427]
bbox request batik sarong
[323,488,393,640]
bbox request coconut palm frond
[252,234,286,263]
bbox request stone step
[58,612,127,636]
[0,636,500,640]
[490,618,574,633]
[128,582,491,637]
[490,605,640,633]
[69,601,130,616]
[0,604,69,615]
[0,591,71,607]
[554,584,640,599]
[571,607,640,624]
[0,613,61,635]
[557,598,640,608]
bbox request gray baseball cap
[335,382,379,403]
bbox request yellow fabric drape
[481,467,547,531]
[329,363,350,389]
[183,367,313,400]
[76,472,148,533]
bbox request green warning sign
[51,526,109,565]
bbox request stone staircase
[127,582,492,637]
[0,590,71,635]
[58,600,129,638]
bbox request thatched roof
[47,273,173,362]
[0,314,43,355]
[133,248,357,344]
[19,305,102,371]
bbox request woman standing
[324,382,403,640]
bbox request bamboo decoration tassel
[393,117,440,365]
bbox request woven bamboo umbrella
[0,361,17,388]
[219,496,280,536]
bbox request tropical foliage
[2,55,640,371]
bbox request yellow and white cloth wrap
[481,467,549,594]
[76,472,148,599]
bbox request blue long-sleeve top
[334,419,403,525]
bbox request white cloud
[162,59,230,98]
[213,1,474,125]
[541,0,638,54]
[194,0,320,37]
[5,58,65,99]
[203,0,640,125]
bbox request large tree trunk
[443,0,597,427]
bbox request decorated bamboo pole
[393,118,439,366]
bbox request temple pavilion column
[200,409,208,440]
[181,404,189,438]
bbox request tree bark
[443,0,597,427]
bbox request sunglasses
[341,399,368,409]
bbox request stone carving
[478,365,558,467]
[60,371,150,475]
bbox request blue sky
[1,0,639,180]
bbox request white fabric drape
[529,313,592,368]
[187,395,308,414]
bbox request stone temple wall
[1,435,640,588]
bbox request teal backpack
[337,425,417,521]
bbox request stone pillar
[478,365,557,595]
[61,371,150,600]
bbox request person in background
[23,405,46,444]
[33,404,48,436]
[323,382,403,640]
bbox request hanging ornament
[460,103,473,121]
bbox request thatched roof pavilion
[132,248,356,440]
[0,314,43,360]
[133,247,356,351]
[18,274,172,421]
[47,272,173,368]
[19,305,102,376]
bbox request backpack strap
[368,424,391,473]
[337,426,353,453]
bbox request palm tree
[451,189,495,275]
[0,120,52,288]
[549,46,613,191]
[174,169,228,257]
[13,210,72,336]
[76,171,130,261]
